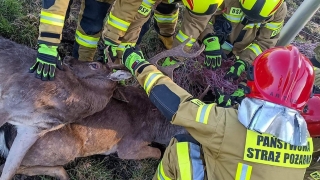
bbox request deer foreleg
[0,125,39,180]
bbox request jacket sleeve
[238,2,287,64]
[172,7,214,50]
[134,63,231,155]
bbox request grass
[0,0,40,48]
[11,154,160,180]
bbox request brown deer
[0,36,204,180]
[0,86,187,180]
[0,37,131,180]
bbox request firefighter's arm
[174,0,223,48]
[238,3,287,64]
[198,6,225,42]
[131,63,226,154]
[175,7,214,49]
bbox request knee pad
[155,2,178,14]
[80,0,110,35]
[42,0,56,9]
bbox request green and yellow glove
[102,39,119,63]
[29,44,63,81]
[224,59,248,80]
[203,34,223,70]
[213,87,232,108]
[231,88,245,105]
[122,46,148,75]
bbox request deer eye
[89,63,100,70]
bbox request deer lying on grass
[0,86,187,179]
[0,36,204,180]
[0,37,131,180]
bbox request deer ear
[89,62,101,70]
[107,70,132,81]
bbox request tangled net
[140,30,318,99]
[140,30,246,98]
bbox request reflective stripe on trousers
[154,10,179,23]
[75,30,99,48]
[176,30,196,47]
[107,12,130,32]
[247,43,262,56]
[40,10,65,26]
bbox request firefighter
[121,44,314,179]
[153,0,224,66]
[198,0,287,80]
[101,0,157,64]
[102,0,224,65]
[72,0,113,62]
[28,0,113,81]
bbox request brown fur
[0,37,118,130]
[1,86,186,178]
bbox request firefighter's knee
[156,2,178,14]
[80,0,110,35]
[42,0,56,9]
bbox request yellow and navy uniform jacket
[132,61,313,180]
[200,0,287,64]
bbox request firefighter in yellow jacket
[197,0,287,81]
[102,0,223,65]
[121,44,315,179]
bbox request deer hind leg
[15,166,69,180]
[0,125,39,180]
[117,140,162,160]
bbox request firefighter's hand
[214,88,232,108]
[102,40,118,63]
[203,34,223,70]
[230,84,246,105]
[29,44,63,81]
[224,59,247,80]
[122,46,147,74]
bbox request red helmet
[246,45,315,111]
[302,94,320,137]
